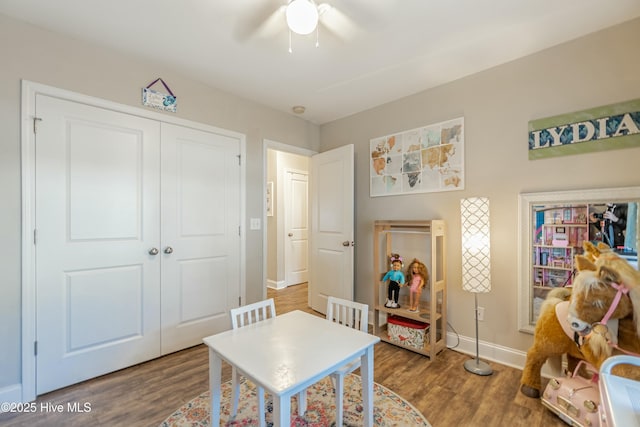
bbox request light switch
[250,218,261,230]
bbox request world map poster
[370,117,465,197]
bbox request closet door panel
[35,94,161,394]
[160,123,241,354]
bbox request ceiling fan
[235,0,363,51]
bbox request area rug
[160,373,430,427]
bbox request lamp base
[464,358,493,376]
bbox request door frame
[20,80,247,402]
[262,140,316,299]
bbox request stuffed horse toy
[520,248,640,398]
[584,241,640,299]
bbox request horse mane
[628,286,640,339]
[576,269,617,358]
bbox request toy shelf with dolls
[372,220,446,360]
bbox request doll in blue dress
[382,253,405,308]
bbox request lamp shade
[461,197,491,293]
[286,0,319,35]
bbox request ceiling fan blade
[318,3,360,42]
[234,2,287,42]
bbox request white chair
[229,298,276,427]
[326,296,369,425]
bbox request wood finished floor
[0,283,565,427]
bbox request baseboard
[447,332,562,379]
[0,383,23,410]
[266,279,286,290]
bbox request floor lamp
[460,197,493,376]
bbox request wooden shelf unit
[372,220,446,360]
[531,206,588,319]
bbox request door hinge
[34,341,38,356]
[33,229,37,245]
[33,117,42,134]
[238,296,242,306]
[238,226,241,236]
[237,154,241,166]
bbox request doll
[382,253,405,308]
[406,258,428,313]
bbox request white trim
[264,139,316,158]
[447,332,561,379]
[20,80,247,402]
[261,139,316,300]
[266,279,287,290]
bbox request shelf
[375,303,442,323]
[533,244,581,249]
[533,285,565,290]
[533,265,572,271]
[373,219,446,360]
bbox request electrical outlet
[477,306,485,321]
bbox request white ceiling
[2,0,640,125]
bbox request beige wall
[0,14,319,391]
[319,18,640,354]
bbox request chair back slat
[230,298,276,329]
[326,296,368,332]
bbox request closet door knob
[164,246,174,254]
[148,248,159,255]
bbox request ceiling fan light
[286,0,319,35]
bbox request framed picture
[369,117,464,197]
[266,182,274,216]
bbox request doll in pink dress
[406,258,428,313]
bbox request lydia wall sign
[528,98,640,160]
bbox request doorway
[262,141,355,314]
[265,145,312,291]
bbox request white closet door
[160,123,241,354]
[35,94,162,394]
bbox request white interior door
[309,145,354,314]
[33,95,242,394]
[160,123,241,354]
[35,95,161,394]
[284,170,308,287]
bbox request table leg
[231,367,240,415]
[209,349,222,426]
[258,387,266,427]
[297,390,306,416]
[272,394,290,427]
[361,346,375,427]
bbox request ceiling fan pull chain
[316,26,319,48]
[289,29,293,53]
